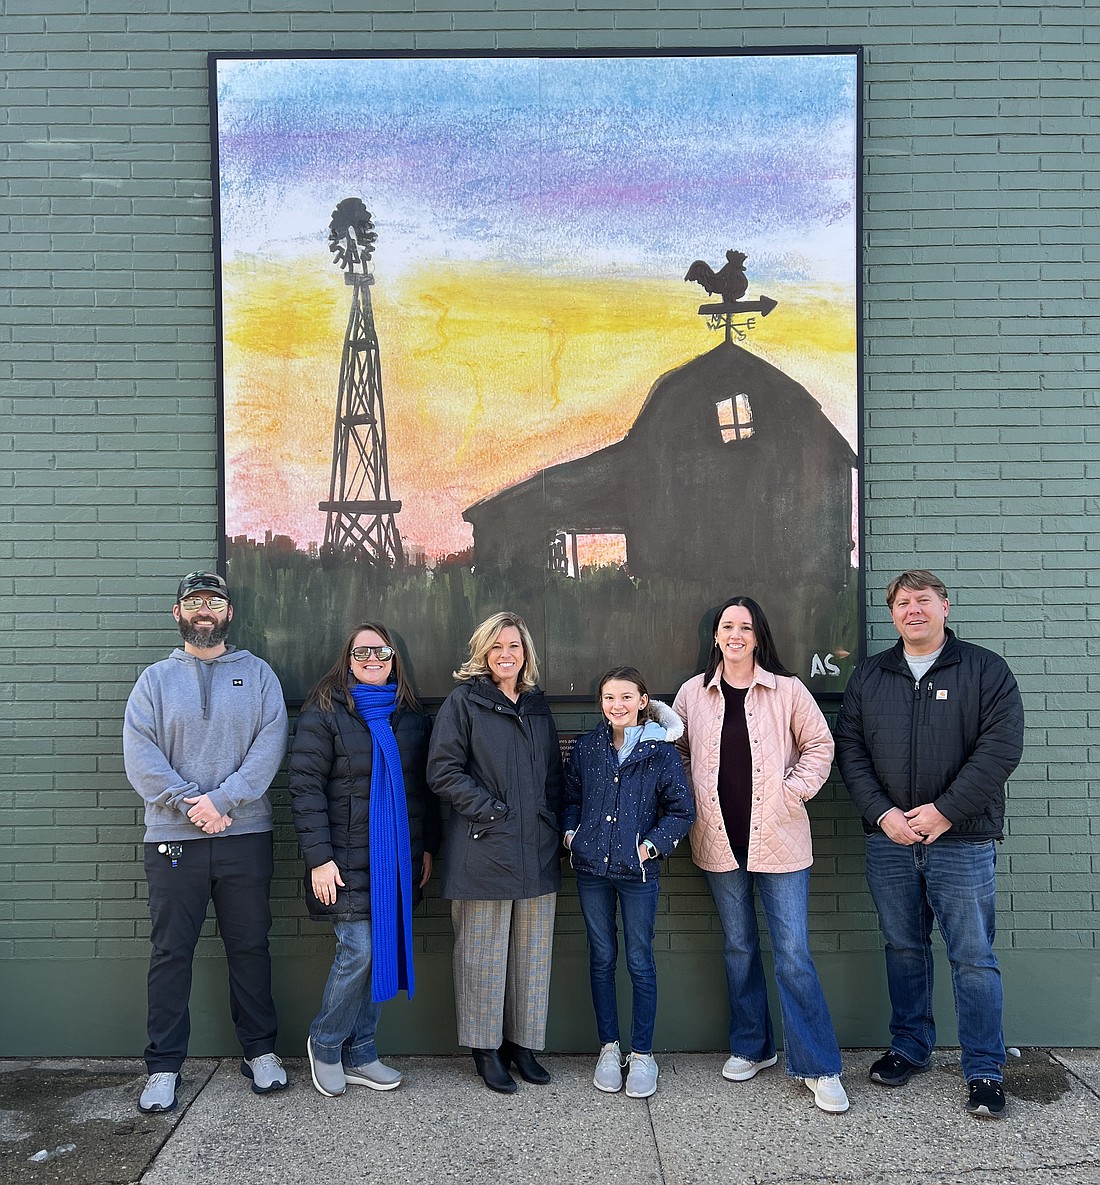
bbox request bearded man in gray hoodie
[124,572,289,1113]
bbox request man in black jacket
[835,570,1023,1120]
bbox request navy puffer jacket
[562,703,695,881]
[288,689,438,922]
[834,629,1023,840]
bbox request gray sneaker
[307,1038,345,1097]
[625,1052,659,1099]
[593,1041,624,1093]
[240,1052,288,1094]
[138,1071,180,1114]
[344,1059,403,1091]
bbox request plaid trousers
[450,894,556,1050]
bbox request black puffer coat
[834,629,1023,840]
[427,677,563,901]
[288,689,438,922]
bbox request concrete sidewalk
[1,1049,1097,1185]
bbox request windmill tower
[318,198,404,565]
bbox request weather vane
[685,250,778,342]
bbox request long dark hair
[703,596,793,684]
[305,621,420,714]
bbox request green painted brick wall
[3,0,1097,1055]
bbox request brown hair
[305,621,419,714]
[596,665,652,721]
[885,570,949,609]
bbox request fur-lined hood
[641,698,684,744]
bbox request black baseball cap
[176,571,232,603]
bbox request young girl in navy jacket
[562,666,695,1097]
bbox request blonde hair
[454,611,541,693]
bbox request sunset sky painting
[214,52,859,561]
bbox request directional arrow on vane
[698,295,779,317]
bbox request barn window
[716,394,754,442]
[549,531,628,579]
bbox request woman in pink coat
[673,596,847,1114]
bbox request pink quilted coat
[672,667,834,874]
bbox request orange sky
[223,258,856,557]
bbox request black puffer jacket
[427,677,563,901]
[834,629,1023,839]
[288,690,438,921]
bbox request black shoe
[500,1039,551,1085]
[966,1078,1006,1119]
[471,1048,518,1094]
[869,1050,926,1087]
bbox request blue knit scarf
[349,682,415,1002]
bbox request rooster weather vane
[685,250,778,343]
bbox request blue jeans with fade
[575,871,660,1054]
[309,918,383,1068]
[704,863,842,1079]
[865,833,1004,1083]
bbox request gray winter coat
[427,677,563,901]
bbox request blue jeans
[704,865,842,1079]
[865,834,1004,1083]
[575,871,660,1054]
[309,919,383,1067]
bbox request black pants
[143,832,277,1073]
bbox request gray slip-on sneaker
[307,1039,346,1097]
[344,1059,403,1090]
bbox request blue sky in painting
[216,53,857,284]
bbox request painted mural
[211,51,861,700]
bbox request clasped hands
[881,803,951,846]
[183,794,233,835]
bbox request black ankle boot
[471,1048,517,1094]
[500,1039,551,1085]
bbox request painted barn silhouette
[464,338,856,598]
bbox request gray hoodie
[123,646,289,843]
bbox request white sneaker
[804,1074,850,1113]
[593,1041,624,1092]
[722,1053,778,1082]
[625,1052,659,1099]
[344,1059,403,1091]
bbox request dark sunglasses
[351,645,394,662]
[179,595,229,612]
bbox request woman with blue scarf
[289,622,438,1098]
